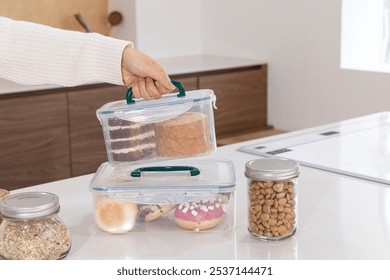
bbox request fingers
[131,80,141,99]
[137,78,150,100]
[131,78,150,100]
[130,78,166,100]
[150,61,176,91]
[145,78,161,99]
[155,81,175,95]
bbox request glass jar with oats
[0,192,71,260]
[245,158,299,241]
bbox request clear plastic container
[89,159,236,234]
[96,80,217,166]
[245,158,299,241]
[0,192,71,260]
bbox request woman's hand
[121,46,175,100]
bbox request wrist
[121,44,135,85]
[121,44,135,66]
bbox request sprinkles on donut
[174,196,227,231]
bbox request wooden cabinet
[172,65,268,141]
[199,67,267,137]
[0,63,267,190]
[68,85,125,176]
[173,76,198,91]
[0,91,71,190]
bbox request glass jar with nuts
[0,192,71,260]
[245,158,299,241]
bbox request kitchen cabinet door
[199,67,267,137]
[68,85,125,176]
[0,92,71,190]
[170,76,198,91]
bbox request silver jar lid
[0,192,60,220]
[245,158,300,181]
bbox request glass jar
[0,189,10,225]
[0,192,71,260]
[245,158,299,241]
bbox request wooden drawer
[171,76,198,91]
[0,92,70,190]
[67,85,125,176]
[199,66,267,136]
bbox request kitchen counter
[0,55,266,95]
[11,118,390,260]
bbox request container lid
[0,192,60,220]
[96,89,216,124]
[90,159,236,204]
[245,158,300,181]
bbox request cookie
[138,204,177,222]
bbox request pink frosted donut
[174,197,227,231]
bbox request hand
[121,46,175,99]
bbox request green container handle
[126,80,185,104]
[130,166,200,177]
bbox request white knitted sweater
[0,17,131,86]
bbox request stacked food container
[91,81,237,233]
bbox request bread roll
[94,196,138,233]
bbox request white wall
[341,0,390,73]
[108,0,137,42]
[201,0,390,131]
[135,0,202,57]
[109,0,202,57]
[112,0,390,131]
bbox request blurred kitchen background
[1,0,389,190]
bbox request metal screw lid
[245,158,300,181]
[0,192,60,220]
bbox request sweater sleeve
[0,17,132,86]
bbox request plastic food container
[89,159,236,234]
[245,158,299,241]
[0,192,71,260]
[96,80,217,166]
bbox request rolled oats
[0,217,71,260]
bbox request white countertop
[11,122,390,260]
[0,55,266,95]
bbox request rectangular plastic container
[89,159,236,234]
[96,84,217,166]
